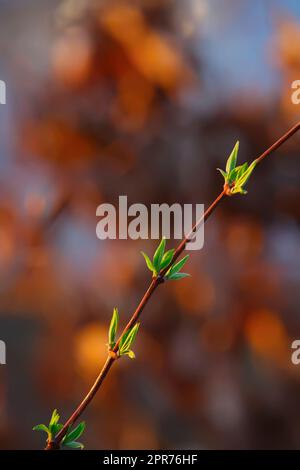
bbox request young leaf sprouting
[50,409,60,426]
[141,251,155,274]
[33,410,59,442]
[119,323,140,359]
[141,238,190,281]
[33,409,62,442]
[153,237,166,272]
[160,248,175,271]
[49,409,61,436]
[62,422,85,450]
[230,159,258,194]
[63,441,84,449]
[141,237,174,277]
[108,307,119,349]
[217,168,227,180]
[165,255,190,281]
[217,141,258,195]
[33,410,86,450]
[32,423,51,439]
[217,141,240,184]
[226,141,239,174]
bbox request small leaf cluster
[108,307,140,359]
[141,237,189,280]
[218,141,258,195]
[33,409,85,449]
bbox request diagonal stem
[51,191,225,448]
[255,121,300,165]
[49,121,300,449]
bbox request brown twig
[47,121,300,450]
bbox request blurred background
[0,0,299,450]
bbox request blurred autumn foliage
[0,0,299,449]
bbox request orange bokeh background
[0,0,299,449]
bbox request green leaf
[228,163,247,184]
[227,170,236,185]
[141,251,155,274]
[50,423,63,436]
[119,323,140,356]
[160,249,174,271]
[153,237,166,272]
[33,424,50,437]
[49,409,60,427]
[235,159,257,187]
[168,272,190,281]
[217,142,242,186]
[217,168,228,182]
[226,141,239,174]
[49,409,61,436]
[34,410,65,442]
[236,162,248,178]
[122,350,135,359]
[119,329,131,351]
[108,307,119,348]
[119,323,139,353]
[230,159,257,195]
[64,441,84,449]
[166,255,189,278]
[64,422,86,444]
[231,186,247,195]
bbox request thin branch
[48,121,300,449]
[255,121,300,165]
